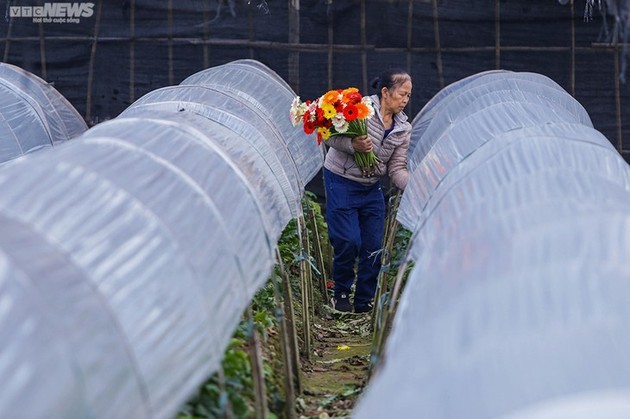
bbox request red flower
[347,92,362,105]
[317,131,323,145]
[315,107,325,124]
[343,104,358,121]
[304,120,316,134]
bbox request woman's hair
[370,68,411,98]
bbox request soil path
[298,310,373,418]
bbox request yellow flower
[321,102,337,119]
[318,126,331,140]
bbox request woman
[324,68,412,313]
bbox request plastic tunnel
[354,71,630,418]
[0,60,323,419]
[0,62,87,163]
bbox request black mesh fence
[1,0,628,158]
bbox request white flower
[362,96,375,119]
[289,96,305,126]
[332,113,349,133]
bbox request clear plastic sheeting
[398,71,594,230]
[355,72,630,418]
[407,70,586,169]
[119,84,297,240]
[0,60,319,419]
[181,59,325,189]
[0,62,87,163]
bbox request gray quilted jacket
[323,94,411,189]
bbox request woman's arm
[387,132,410,190]
[325,135,355,155]
[326,135,372,154]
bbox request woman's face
[382,79,412,115]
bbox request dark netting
[1,1,628,157]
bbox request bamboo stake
[301,213,315,318]
[371,191,402,336]
[217,366,234,419]
[272,262,300,418]
[371,253,411,373]
[297,214,313,360]
[247,306,268,419]
[303,196,329,303]
[275,247,301,404]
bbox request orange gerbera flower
[322,90,340,105]
[341,87,359,102]
[355,102,369,119]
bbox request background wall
[1,0,628,160]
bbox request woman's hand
[351,135,372,153]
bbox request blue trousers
[324,168,385,308]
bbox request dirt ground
[297,308,374,418]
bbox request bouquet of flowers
[290,87,379,174]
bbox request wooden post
[129,0,136,102]
[361,0,368,94]
[288,0,300,92]
[37,0,47,79]
[2,10,14,62]
[495,0,501,69]
[202,0,210,68]
[167,0,174,85]
[327,0,334,90]
[614,43,623,152]
[570,0,576,95]
[248,0,255,59]
[85,1,103,125]
[432,0,445,88]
